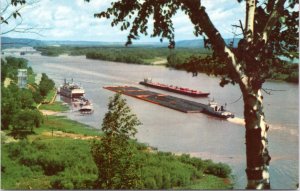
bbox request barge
[139,78,209,97]
[103,86,234,119]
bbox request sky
[2,0,246,42]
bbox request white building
[17,69,27,88]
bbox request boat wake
[270,124,298,137]
[227,117,245,126]
[227,118,298,137]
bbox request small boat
[79,105,94,114]
[139,78,209,97]
[78,96,94,114]
[203,100,234,119]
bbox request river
[8,50,298,189]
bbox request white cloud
[4,0,246,41]
[53,6,73,20]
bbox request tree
[11,109,43,139]
[91,0,298,189]
[91,93,142,189]
[19,89,34,109]
[1,84,20,130]
[39,73,55,97]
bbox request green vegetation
[2,115,232,190]
[35,46,210,65]
[27,73,36,84]
[34,116,99,137]
[39,73,55,98]
[42,88,56,103]
[1,57,29,83]
[39,101,69,112]
[1,138,97,190]
[1,57,55,138]
[10,109,43,139]
[91,93,141,189]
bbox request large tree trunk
[243,89,271,189]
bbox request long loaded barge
[139,78,210,97]
[104,86,234,119]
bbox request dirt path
[40,110,59,115]
[42,131,99,140]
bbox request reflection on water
[19,53,299,189]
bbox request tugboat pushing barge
[204,100,234,119]
[139,78,210,97]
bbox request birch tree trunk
[242,89,271,189]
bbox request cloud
[4,0,246,41]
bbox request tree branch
[262,0,286,41]
[245,0,257,41]
[183,1,249,88]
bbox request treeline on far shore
[35,46,298,83]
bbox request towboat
[203,100,234,119]
[139,78,209,97]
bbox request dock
[103,86,209,113]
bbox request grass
[39,101,69,112]
[43,89,56,103]
[182,175,233,189]
[32,116,101,138]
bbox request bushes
[205,161,232,178]
[2,115,232,190]
[2,138,232,190]
[178,154,231,178]
[2,139,98,189]
[137,151,203,189]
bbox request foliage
[39,73,55,97]
[1,139,97,189]
[1,57,56,134]
[42,88,57,103]
[1,116,232,190]
[1,56,28,82]
[11,109,43,139]
[91,93,142,189]
[35,45,209,65]
[1,84,19,130]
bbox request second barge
[103,86,234,119]
[139,78,210,97]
